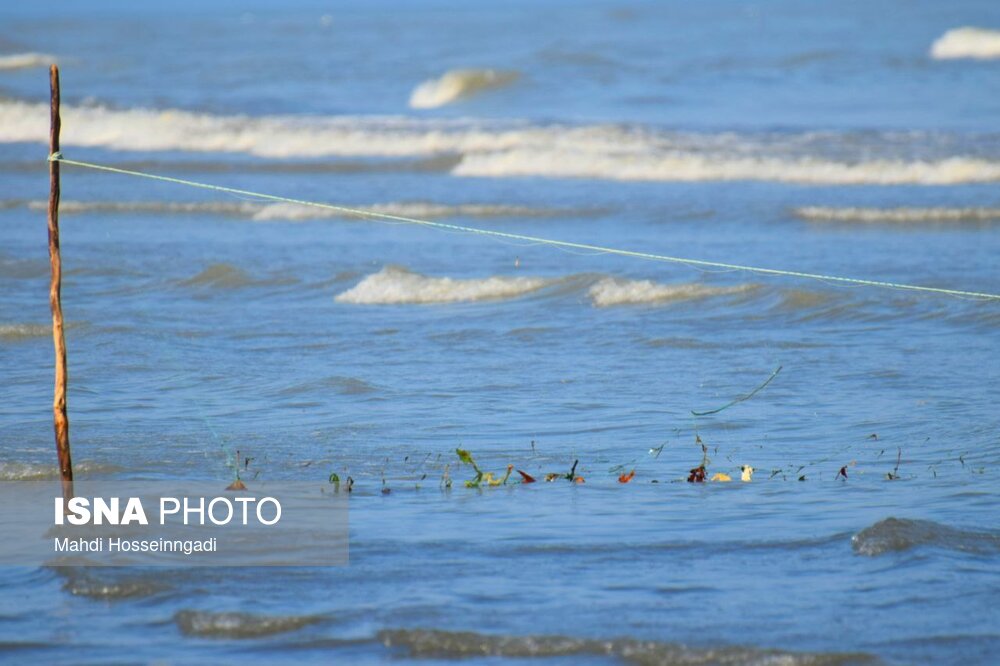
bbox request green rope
[691,365,783,417]
[49,154,1000,301]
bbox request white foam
[335,266,551,304]
[794,206,1000,223]
[931,27,1000,60]
[0,100,532,157]
[3,100,999,185]
[588,277,755,307]
[454,150,1000,185]
[0,52,56,71]
[409,69,519,109]
[251,201,556,221]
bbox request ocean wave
[588,277,757,307]
[0,461,119,480]
[931,27,1000,60]
[17,199,582,222]
[379,628,877,664]
[794,206,1000,224]
[179,263,297,290]
[0,255,48,279]
[250,200,578,221]
[0,154,463,175]
[0,323,50,342]
[453,150,1000,185]
[26,200,263,217]
[335,266,552,305]
[0,99,527,158]
[175,610,320,639]
[278,375,377,396]
[62,572,166,599]
[3,100,999,185]
[0,52,56,71]
[409,69,519,109]
[852,517,1000,557]
[180,263,258,289]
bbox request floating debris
[886,447,902,480]
[687,466,706,483]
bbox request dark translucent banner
[0,481,348,566]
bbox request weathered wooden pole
[48,64,73,500]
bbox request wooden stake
[48,64,73,500]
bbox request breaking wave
[0,52,56,71]
[379,628,877,664]
[588,277,757,307]
[852,518,1000,557]
[453,150,1000,185]
[248,201,577,221]
[336,266,552,305]
[2,99,999,184]
[337,269,765,309]
[931,27,1000,60]
[794,206,1000,224]
[409,68,520,109]
[175,610,320,638]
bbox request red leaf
[517,470,536,484]
[687,466,706,483]
[618,470,635,483]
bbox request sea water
[1,1,998,663]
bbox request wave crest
[336,266,551,305]
[0,461,119,480]
[409,69,519,109]
[852,517,1000,556]
[18,199,579,221]
[379,628,876,664]
[0,52,56,71]
[931,27,1000,60]
[62,571,165,599]
[794,206,1000,224]
[180,263,257,289]
[0,323,50,342]
[3,100,999,185]
[589,277,756,307]
[454,150,1000,185]
[175,610,320,638]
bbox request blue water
[1,1,999,664]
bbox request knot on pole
[48,151,63,161]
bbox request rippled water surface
[1,1,999,664]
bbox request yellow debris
[711,472,732,482]
[741,465,754,482]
